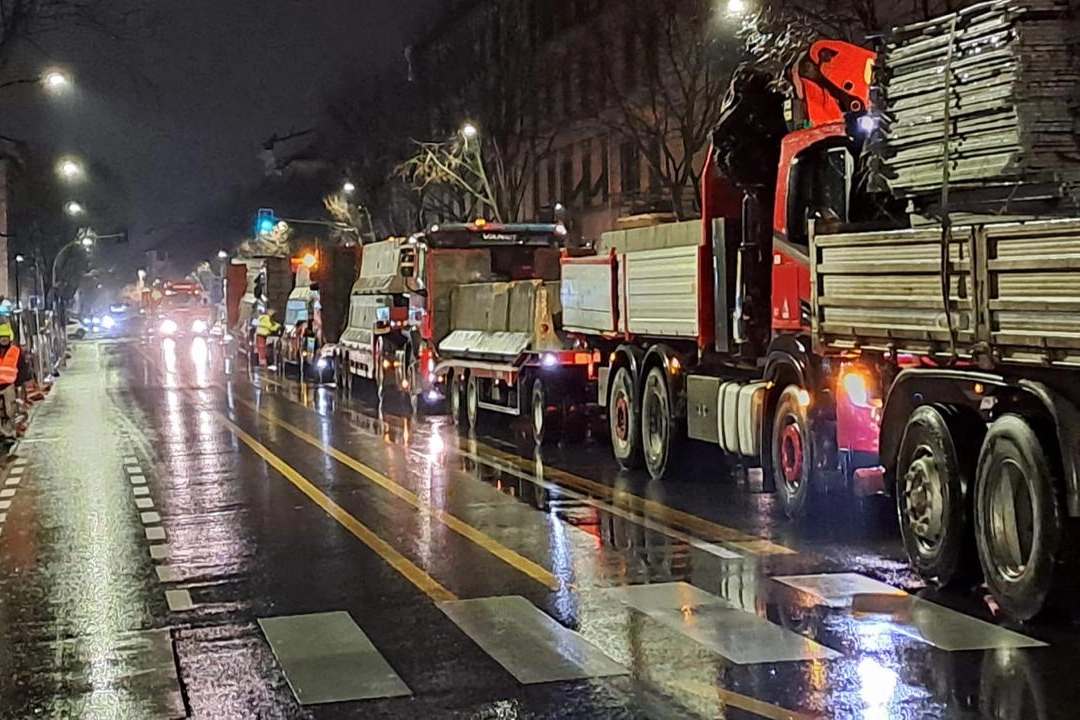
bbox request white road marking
[155,566,181,583]
[8,466,23,476]
[124,466,142,475]
[0,489,15,499]
[146,527,166,541]
[140,511,162,524]
[149,545,169,560]
[130,475,147,485]
[773,573,1047,651]
[12,457,26,467]
[165,589,194,612]
[0,513,5,523]
[135,497,154,510]
[133,486,150,497]
[0,500,10,510]
[4,477,19,486]
[123,456,138,464]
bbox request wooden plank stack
[870,0,1080,214]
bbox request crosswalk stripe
[773,573,1047,651]
[605,582,840,664]
[440,596,627,684]
[260,612,411,704]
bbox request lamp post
[13,254,23,311]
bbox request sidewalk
[0,343,186,719]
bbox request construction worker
[255,308,281,369]
[0,324,29,441]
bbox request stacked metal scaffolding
[870,0,1080,214]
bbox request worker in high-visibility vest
[255,309,281,369]
[0,324,29,440]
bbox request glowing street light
[217,249,229,260]
[461,122,479,141]
[80,235,94,248]
[65,201,85,217]
[57,157,84,182]
[301,253,318,269]
[726,0,748,17]
[43,69,72,94]
[342,181,356,195]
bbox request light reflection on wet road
[0,337,1076,719]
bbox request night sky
[4,0,440,262]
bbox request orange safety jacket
[0,345,20,385]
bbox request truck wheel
[449,373,464,424]
[974,414,1062,621]
[897,405,979,588]
[531,378,560,446]
[466,373,480,430]
[772,385,813,519]
[609,367,642,469]
[641,367,673,481]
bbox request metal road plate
[439,596,627,684]
[258,611,411,705]
[605,582,841,664]
[774,573,1046,651]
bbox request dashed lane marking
[0,500,10,511]
[123,456,138,465]
[146,527,166,542]
[216,412,456,603]
[0,513,5,523]
[233,397,563,593]
[140,511,162,524]
[8,466,23,476]
[130,475,147,485]
[0,488,15,499]
[133,486,150,497]
[149,545,169,560]
[124,465,141,475]
[135,497,155,510]
[4,477,19,487]
[165,590,194,612]
[155,566,181,583]
[12,457,26,466]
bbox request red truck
[145,281,213,339]
[555,6,1080,621]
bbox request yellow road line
[467,441,795,556]
[216,412,457,603]
[233,396,564,593]
[673,678,821,720]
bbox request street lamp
[217,249,228,260]
[726,0,748,17]
[57,158,84,182]
[13,254,24,311]
[80,235,93,249]
[342,181,356,195]
[65,201,85,217]
[43,69,72,94]
[461,122,479,141]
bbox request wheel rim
[614,392,630,443]
[643,376,667,461]
[986,458,1036,580]
[779,417,804,488]
[902,445,946,555]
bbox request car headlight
[192,319,208,334]
[159,319,178,336]
[101,315,116,330]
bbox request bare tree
[400,0,555,224]
[602,0,737,219]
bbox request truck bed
[811,218,1080,367]
[440,279,562,360]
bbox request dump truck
[558,0,1080,621]
[229,256,291,364]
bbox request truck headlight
[159,319,178,336]
[192,319,208,334]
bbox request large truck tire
[641,366,674,481]
[609,366,643,469]
[772,385,813,519]
[530,378,561,446]
[974,414,1063,622]
[896,405,980,588]
[448,372,465,425]
[466,373,481,430]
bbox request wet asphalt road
[1,338,1079,719]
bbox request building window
[620,142,640,196]
[622,23,637,89]
[561,153,575,204]
[581,148,593,206]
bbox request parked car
[66,318,88,340]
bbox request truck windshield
[164,294,198,309]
